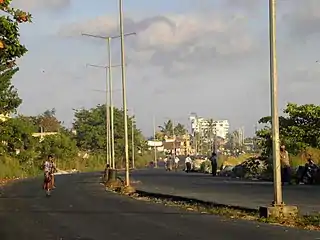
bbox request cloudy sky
[12,0,320,136]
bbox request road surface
[0,172,318,239]
[131,169,320,214]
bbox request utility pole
[82,30,135,172]
[105,66,111,165]
[131,110,135,169]
[269,0,282,205]
[153,115,157,168]
[86,64,123,164]
[86,64,117,166]
[172,119,176,158]
[119,0,130,186]
[107,37,115,169]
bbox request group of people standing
[163,152,219,175]
[163,155,180,171]
[162,144,312,185]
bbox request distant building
[189,113,229,139]
[32,132,59,142]
[147,135,192,156]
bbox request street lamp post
[269,0,282,206]
[107,38,115,169]
[82,31,135,172]
[259,0,297,219]
[131,109,135,169]
[153,115,157,168]
[118,0,131,186]
[86,63,122,167]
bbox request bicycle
[44,172,53,197]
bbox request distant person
[174,156,180,171]
[210,152,217,176]
[280,145,291,185]
[103,163,110,182]
[49,156,57,189]
[163,156,168,170]
[185,155,192,173]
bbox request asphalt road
[0,173,318,240]
[131,169,320,214]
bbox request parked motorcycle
[296,159,319,185]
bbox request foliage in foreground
[257,103,320,156]
[0,104,153,179]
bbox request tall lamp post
[82,31,135,171]
[118,0,132,186]
[153,115,157,168]
[86,63,122,167]
[131,109,135,169]
[268,0,282,206]
[259,0,298,219]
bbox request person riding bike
[43,155,56,191]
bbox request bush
[0,156,40,179]
[38,134,78,160]
[200,160,211,173]
[134,152,154,168]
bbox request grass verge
[104,179,320,231]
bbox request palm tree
[173,123,187,137]
[158,120,174,137]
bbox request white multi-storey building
[189,113,229,139]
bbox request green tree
[38,133,78,160]
[158,120,187,137]
[174,123,187,136]
[256,103,320,155]
[0,0,31,115]
[73,104,146,165]
[159,120,174,137]
[38,108,61,132]
[0,116,38,156]
[0,1,32,159]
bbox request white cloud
[59,11,257,76]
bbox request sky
[10,0,320,136]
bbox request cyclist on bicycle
[43,155,56,190]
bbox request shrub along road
[0,172,318,239]
[131,169,320,214]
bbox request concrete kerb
[114,175,257,213]
[133,189,258,214]
[108,177,301,220]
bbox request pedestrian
[174,156,180,171]
[210,152,217,176]
[103,163,110,182]
[163,156,168,170]
[185,155,192,173]
[280,144,291,185]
